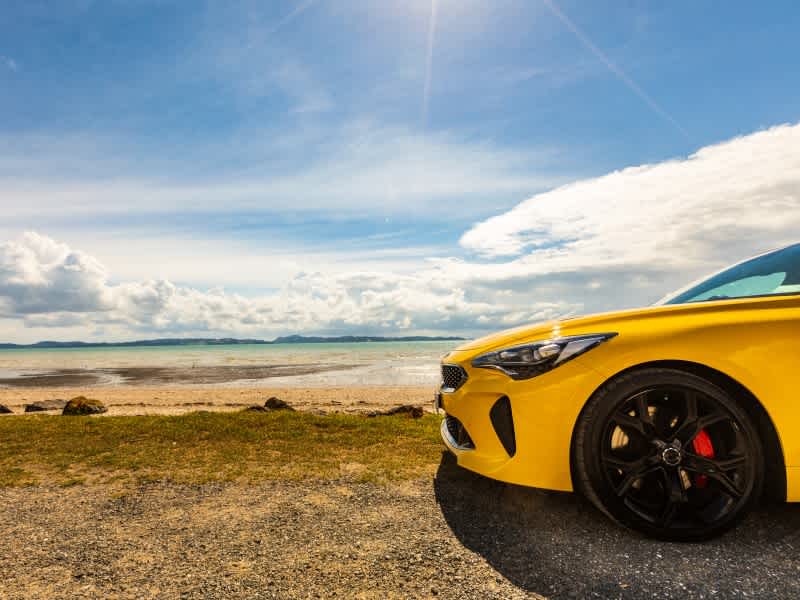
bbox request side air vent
[490,396,516,457]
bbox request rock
[0,404,12,414]
[367,405,424,419]
[264,397,294,411]
[62,396,107,415]
[24,399,68,412]
[244,398,294,412]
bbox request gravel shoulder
[0,468,537,600]
[2,453,800,599]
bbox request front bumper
[438,350,607,492]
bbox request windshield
[659,243,800,305]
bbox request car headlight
[471,333,617,380]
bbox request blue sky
[1,1,800,341]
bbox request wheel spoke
[682,453,746,498]
[715,455,747,471]
[601,450,660,497]
[683,452,746,475]
[635,394,653,426]
[657,468,687,527]
[674,409,729,444]
[708,471,745,499]
[671,391,698,442]
[615,464,661,497]
[685,391,698,423]
[601,453,635,470]
[611,411,654,439]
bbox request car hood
[456,320,560,351]
[454,294,794,356]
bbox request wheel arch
[570,359,787,502]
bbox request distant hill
[0,335,465,350]
[271,335,464,344]
[0,338,270,349]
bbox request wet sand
[0,385,436,416]
[0,364,358,388]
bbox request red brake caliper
[692,429,715,488]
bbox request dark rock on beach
[24,399,68,412]
[244,397,295,412]
[0,404,12,414]
[264,397,294,411]
[367,404,424,418]
[62,396,108,415]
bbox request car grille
[445,414,475,449]
[441,364,468,392]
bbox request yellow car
[438,243,800,540]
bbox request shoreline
[0,384,437,416]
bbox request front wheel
[573,368,764,541]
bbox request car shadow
[434,452,800,598]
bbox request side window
[685,272,786,303]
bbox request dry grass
[0,411,443,487]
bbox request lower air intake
[444,414,475,449]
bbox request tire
[573,368,764,541]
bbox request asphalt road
[435,452,800,598]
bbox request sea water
[0,341,463,387]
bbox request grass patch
[0,411,444,487]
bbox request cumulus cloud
[0,232,113,316]
[0,233,565,339]
[458,122,800,309]
[462,123,800,261]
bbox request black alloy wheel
[573,368,764,541]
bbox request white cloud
[459,122,800,308]
[0,232,565,341]
[0,232,113,316]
